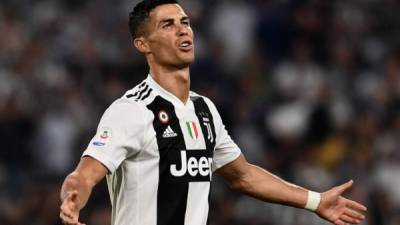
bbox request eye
[162,22,172,29]
[182,21,190,26]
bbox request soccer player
[59,1,367,225]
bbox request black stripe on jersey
[125,82,147,99]
[136,84,149,100]
[139,81,147,88]
[135,84,148,97]
[191,96,216,151]
[147,96,188,225]
[140,88,152,101]
[192,96,217,225]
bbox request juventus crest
[202,117,214,143]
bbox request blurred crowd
[1,0,400,224]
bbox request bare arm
[60,156,108,225]
[216,154,308,208]
[217,154,367,225]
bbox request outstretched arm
[216,154,367,225]
[60,156,108,225]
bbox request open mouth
[178,40,193,51]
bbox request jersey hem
[212,149,241,173]
[82,149,118,173]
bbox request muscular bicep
[75,156,108,188]
[216,154,251,188]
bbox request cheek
[151,35,175,53]
[149,38,180,63]
[187,27,194,38]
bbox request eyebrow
[159,18,174,26]
[159,16,190,26]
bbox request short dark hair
[129,0,178,38]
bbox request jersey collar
[146,74,190,107]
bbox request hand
[60,190,85,225]
[316,180,367,225]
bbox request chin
[163,53,195,69]
[185,57,195,65]
[178,55,195,67]
[187,52,195,61]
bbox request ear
[133,37,151,54]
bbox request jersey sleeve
[82,99,146,173]
[204,98,241,172]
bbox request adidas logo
[162,126,178,138]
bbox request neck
[149,64,191,104]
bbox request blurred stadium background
[1,0,400,224]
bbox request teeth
[180,42,190,47]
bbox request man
[59,1,367,225]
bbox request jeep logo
[170,151,213,180]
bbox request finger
[60,211,68,223]
[60,204,74,218]
[340,214,361,224]
[344,208,365,220]
[63,195,79,212]
[346,199,367,212]
[335,180,354,195]
[60,210,75,221]
[61,201,78,218]
[60,211,78,225]
[60,207,80,225]
[334,219,348,225]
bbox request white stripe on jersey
[184,183,210,225]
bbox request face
[138,4,195,69]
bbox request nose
[177,24,189,36]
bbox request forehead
[149,4,188,22]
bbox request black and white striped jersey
[83,75,241,225]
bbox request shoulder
[95,96,151,140]
[101,98,145,125]
[102,80,152,122]
[120,80,157,107]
